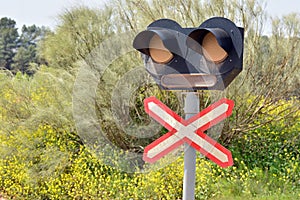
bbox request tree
[12,46,35,74]
[12,25,49,75]
[0,17,19,70]
[19,24,45,46]
[41,6,114,72]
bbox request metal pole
[183,92,199,200]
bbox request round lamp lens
[202,32,228,63]
[149,34,173,64]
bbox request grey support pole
[183,92,199,200]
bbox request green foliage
[12,25,49,75]
[40,6,114,71]
[0,17,49,74]
[230,99,300,184]
[0,67,299,200]
[40,0,300,145]
[0,0,300,199]
[0,17,19,70]
[0,69,298,200]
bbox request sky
[0,0,107,29]
[0,0,299,33]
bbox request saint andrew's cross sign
[143,96,234,168]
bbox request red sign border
[143,97,234,168]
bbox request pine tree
[0,17,19,70]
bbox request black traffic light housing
[133,17,244,90]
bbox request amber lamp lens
[202,32,228,63]
[149,34,173,64]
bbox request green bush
[0,69,300,199]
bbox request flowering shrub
[0,70,299,199]
[0,124,218,199]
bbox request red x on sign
[143,97,234,168]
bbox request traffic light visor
[187,28,232,63]
[133,29,179,64]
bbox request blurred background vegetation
[0,0,299,199]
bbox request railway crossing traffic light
[133,17,244,90]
